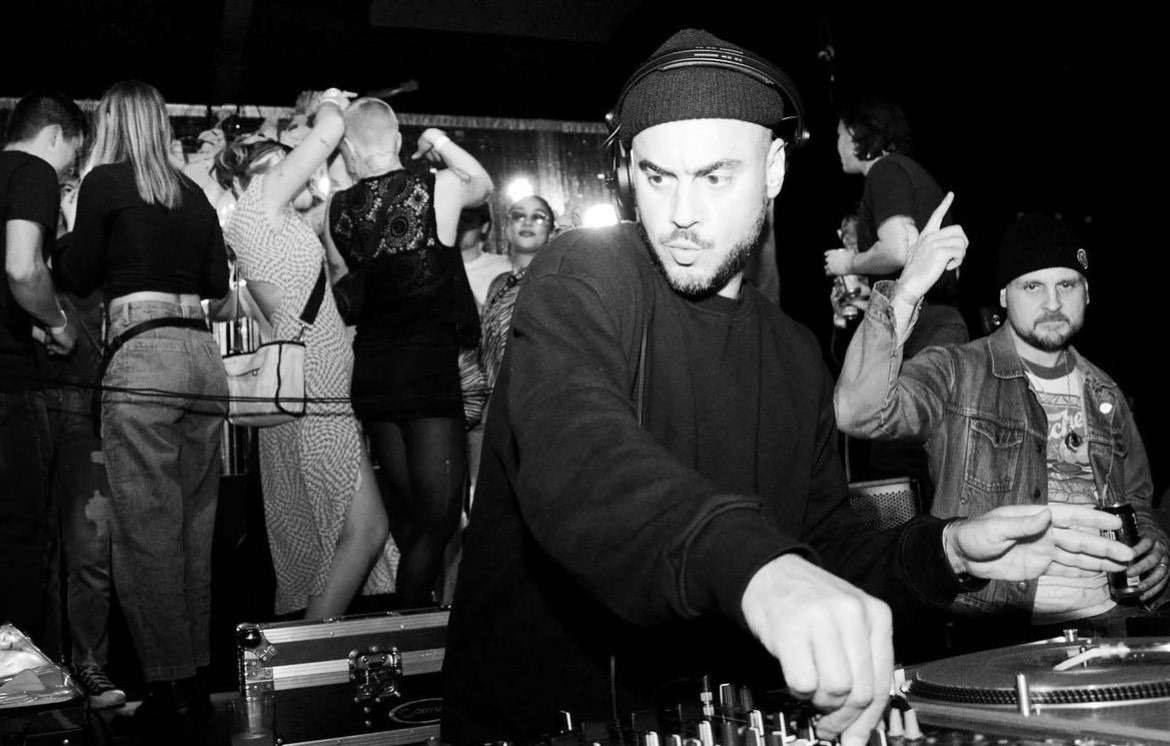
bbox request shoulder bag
[222,265,327,427]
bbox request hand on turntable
[1129,536,1170,601]
[945,504,1135,581]
[741,553,892,746]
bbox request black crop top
[54,162,229,300]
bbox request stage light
[505,178,535,204]
[581,203,619,228]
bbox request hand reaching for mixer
[741,554,892,746]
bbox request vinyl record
[906,637,1170,708]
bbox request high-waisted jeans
[101,300,227,682]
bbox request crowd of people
[1,24,1167,746]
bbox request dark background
[4,2,1163,495]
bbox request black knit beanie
[996,214,1090,290]
[617,29,788,144]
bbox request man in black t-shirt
[1,91,85,647]
[825,97,968,510]
[825,97,967,356]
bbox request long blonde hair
[84,80,183,209]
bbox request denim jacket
[835,282,1164,618]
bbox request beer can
[1097,502,1142,601]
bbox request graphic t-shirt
[1025,353,1113,623]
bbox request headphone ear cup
[605,130,636,221]
[615,140,634,216]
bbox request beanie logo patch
[1076,248,1089,271]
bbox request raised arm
[413,128,493,246]
[260,88,354,217]
[834,194,966,437]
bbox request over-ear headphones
[603,45,809,218]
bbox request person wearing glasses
[479,195,556,392]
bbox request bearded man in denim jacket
[836,208,1169,646]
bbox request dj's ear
[765,137,787,199]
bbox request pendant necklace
[1063,354,1082,450]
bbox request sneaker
[72,663,127,709]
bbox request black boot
[135,680,184,724]
[136,676,211,723]
[133,677,211,746]
[177,674,213,721]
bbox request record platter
[902,635,1170,745]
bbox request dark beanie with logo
[995,214,1090,290]
[617,29,788,144]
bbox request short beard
[640,200,769,300]
[1010,312,1083,353]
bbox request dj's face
[631,119,785,299]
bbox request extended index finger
[923,192,955,235]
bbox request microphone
[367,79,420,99]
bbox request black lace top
[330,169,471,344]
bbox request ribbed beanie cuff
[618,29,787,143]
[996,214,1089,289]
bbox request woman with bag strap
[51,80,229,731]
[213,88,397,622]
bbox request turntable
[901,634,1170,745]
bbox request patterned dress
[226,175,397,614]
[479,267,526,391]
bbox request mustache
[659,228,713,250]
[1036,312,1069,324]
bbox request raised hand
[741,554,892,746]
[308,88,357,116]
[412,128,452,163]
[897,192,968,302]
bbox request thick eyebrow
[693,159,742,178]
[636,158,743,179]
[636,159,673,178]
